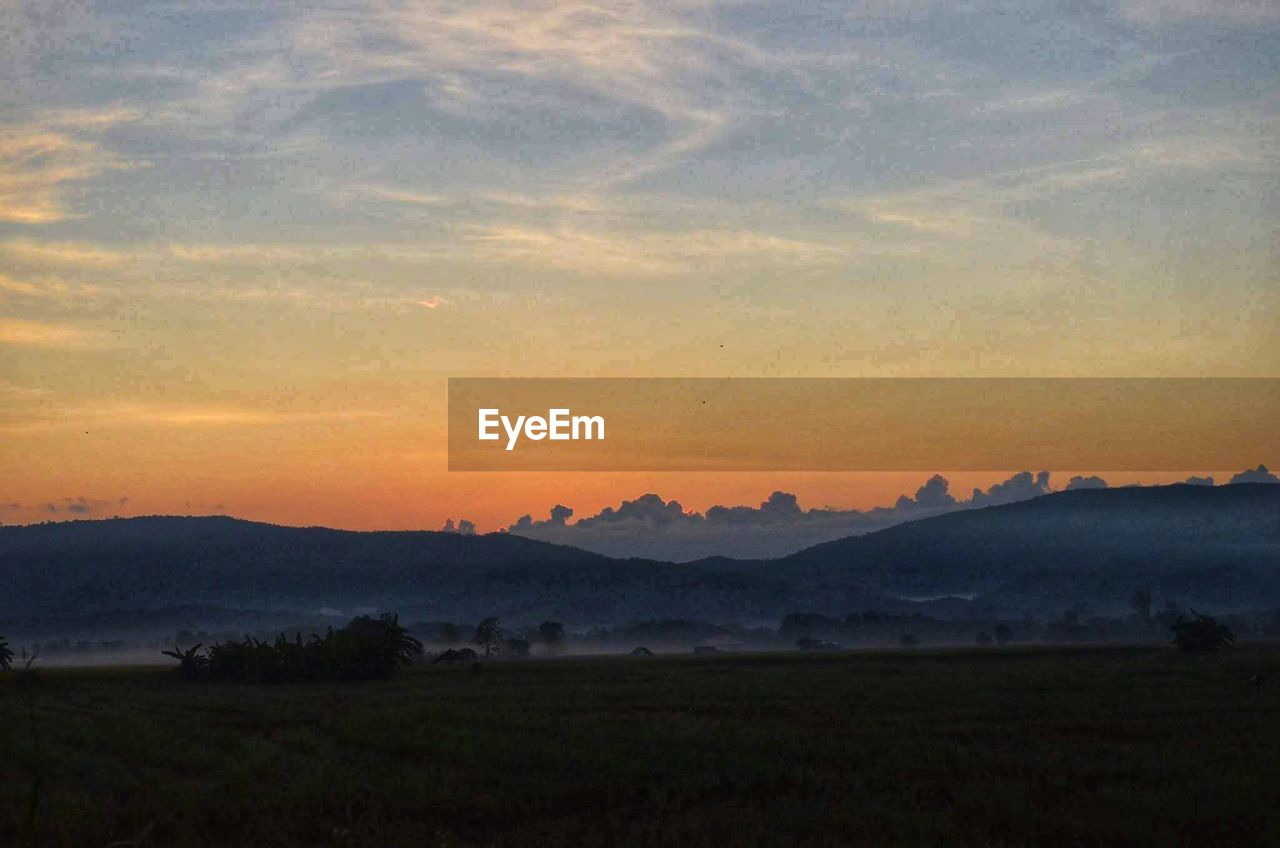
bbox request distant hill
[754,484,1280,615]
[2,485,1278,626]
[0,515,803,624]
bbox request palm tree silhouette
[161,644,209,680]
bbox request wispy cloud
[0,238,455,269]
[362,1,756,186]
[0,109,139,224]
[826,129,1272,256]
[0,273,41,296]
[0,319,100,349]
[345,184,451,207]
[154,1,770,194]
[44,495,129,516]
[466,224,849,276]
[0,496,129,519]
[0,239,138,268]
[0,379,51,397]
[0,402,386,434]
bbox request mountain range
[2,484,1277,628]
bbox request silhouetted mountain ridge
[0,514,796,622]
[2,484,1277,623]
[759,484,1280,613]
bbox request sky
[1,0,1277,531]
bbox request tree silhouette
[994,623,1013,645]
[0,635,13,672]
[1170,609,1235,653]
[473,617,504,658]
[164,614,421,682]
[975,631,993,646]
[161,644,209,680]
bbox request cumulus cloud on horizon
[504,466,1277,561]
[441,518,477,535]
[1065,475,1109,491]
[506,471,1050,561]
[1228,465,1280,485]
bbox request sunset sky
[2,1,1277,530]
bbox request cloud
[507,471,1066,561]
[0,494,131,522]
[354,1,760,188]
[0,402,384,434]
[510,504,574,532]
[832,158,1137,256]
[0,272,41,296]
[144,0,764,197]
[0,238,459,270]
[894,474,958,510]
[1065,475,1109,491]
[1227,464,1280,485]
[0,270,104,302]
[346,184,451,207]
[466,224,847,275]
[968,471,1052,508]
[0,319,99,349]
[0,110,138,224]
[576,493,694,528]
[0,239,139,268]
[0,379,50,397]
[0,237,481,308]
[440,518,477,534]
[479,192,616,215]
[41,496,129,517]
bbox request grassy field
[2,644,1279,847]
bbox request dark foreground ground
[2,644,1279,847]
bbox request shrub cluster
[1170,610,1236,654]
[162,614,422,683]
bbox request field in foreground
[2,645,1279,847]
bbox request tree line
[160,614,423,682]
[0,606,1242,682]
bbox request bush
[161,644,209,681]
[1170,610,1235,654]
[164,614,422,683]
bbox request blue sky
[1,0,1277,528]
